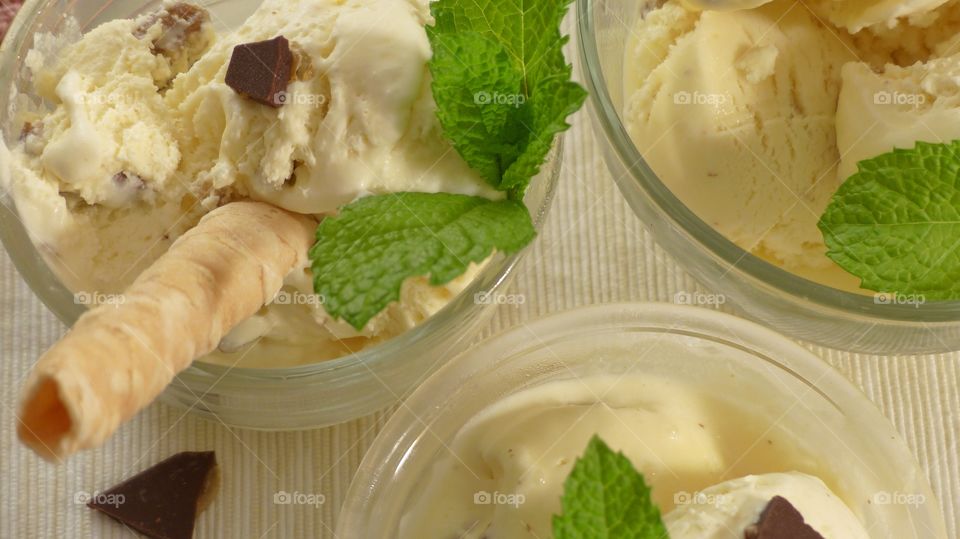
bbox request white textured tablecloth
[2,23,958,539]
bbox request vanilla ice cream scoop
[623,0,861,291]
[665,472,870,539]
[836,52,960,182]
[398,374,839,539]
[681,0,774,11]
[400,375,727,538]
[168,0,498,215]
[622,0,960,293]
[809,0,953,32]
[683,0,953,31]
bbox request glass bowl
[0,0,561,428]
[337,303,948,538]
[576,0,960,354]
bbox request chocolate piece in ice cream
[134,3,209,54]
[133,3,213,88]
[225,36,293,107]
[87,451,219,539]
[18,121,40,142]
[744,496,826,539]
[19,121,44,156]
[112,171,145,189]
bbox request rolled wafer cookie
[17,201,316,460]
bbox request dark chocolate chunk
[744,496,826,539]
[88,451,219,539]
[225,36,293,107]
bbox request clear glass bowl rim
[337,302,947,536]
[0,0,562,384]
[575,0,960,323]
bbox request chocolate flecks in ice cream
[135,3,212,63]
[111,172,148,204]
[3,0,500,368]
[19,122,44,156]
[745,496,826,539]
[19,121,40,142]
[225,36,294,107]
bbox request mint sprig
[818,140,960,299]
[428,0,587,198]
[553,436,669,539]
[308,0,586,327]
[309,193,535,330]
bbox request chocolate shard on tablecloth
[87,451,219,539]
[225,36,293,107]
[744,496,826,539]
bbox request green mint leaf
[502,76,586,197]
[553,436,669,539]
[429,32,524,187]
[309,192,535,330]
[818,140,960,299]
[427,0,587,198]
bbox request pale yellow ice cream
[1,0,498,367]
[166,0,497,215]
[811,0,953,32]
[624,0,960,293]
[665,472,870,539]
[681,0,774,10]
[398,375,862,538]
[624,1,861,290]
[683,0,954,32]
[836,53,960,183]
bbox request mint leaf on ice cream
[309,0,585,327]
[428,32,524,190]
[310,193,535,330]
[553,436,669,539]
[428,0,587,198]
[818,140,960,299]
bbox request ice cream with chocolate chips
[398,375,870,538]
[2,0,495,368]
